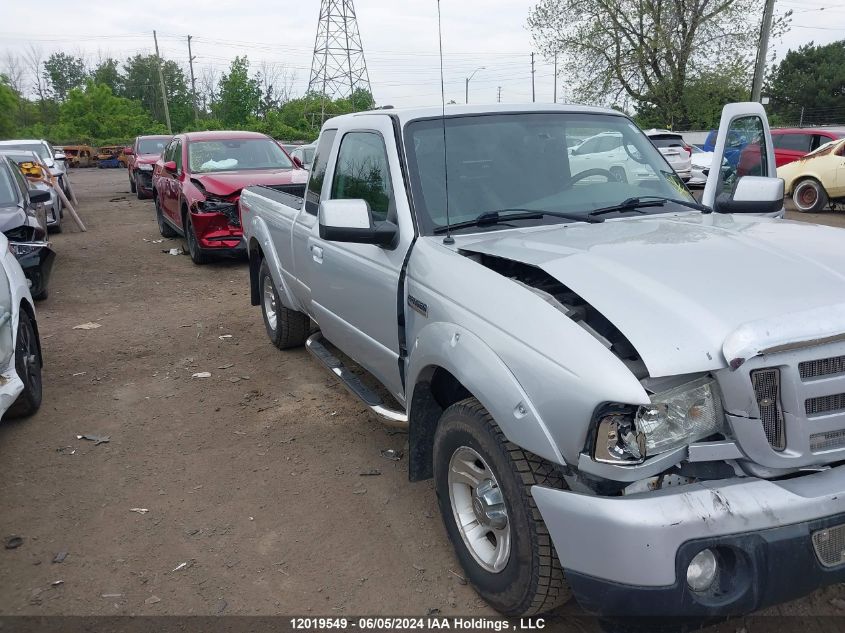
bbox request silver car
[0,139,70,198]
[0,150,63,232]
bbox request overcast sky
[1,0,842,109]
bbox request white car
[568,132,659,183]
[643,129,692,182]
[688,146,714,187]
[0,139,70,198]
[0,233,43,419]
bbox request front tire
[156,195,178,238]
[433,398,571,616]
[793,178,829,213]
[129,172,137,193]
[259,258,310,349]
[185,213,211,265]
[6,310,42,419]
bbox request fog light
[686,548,717,592]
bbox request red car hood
[136,154,161,164]
[191,169,307,197]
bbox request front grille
[812,523,845,568]
[800,356,845,380]
[810,429,845,452]
[806,393,845,416]
[751,368,786,450]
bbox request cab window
[305,130,337,215]
[330,131,393,222]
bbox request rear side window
[773,133,812,151]
[330,131,394,222]
[305,129,338,214]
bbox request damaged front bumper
[190,202,244,254]
[10,242,55,299]
[533,464,845,616]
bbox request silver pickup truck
[240,102,845,618]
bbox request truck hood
[191,169,307,197]
[457,212,845,377]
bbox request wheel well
[248,239,264,306]
[18,300,42,364]
[408,366,472,481]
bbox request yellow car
[778,137,845,212]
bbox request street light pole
[465,66,485,104]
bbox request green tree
[43,52,87,101]
[528,0,790,128]
[214,56,261,126]
[91,58,123,94]
[0,76,19,138]
[636,66,749,129]
[52,83,164,143]
[122,54,194,132]
[766,40,845,126]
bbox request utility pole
[553,52,557,103]
[152,30,172,133]
[465,66,485,104]
[187,35,199,124]
[531,53,536,103]
[497,86,501,103]
[751,0,776,103]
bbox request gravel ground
[0,168,843,629]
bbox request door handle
[311,245,323,263]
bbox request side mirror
[714,176,784,214]
[124,148,134,156]
[29,189,52,204]
[163,160,177,173]
[292,156,303,168]
[318,199,399,249]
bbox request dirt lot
[1,168,844,627]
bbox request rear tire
[433,398,571,616]
[6,310,42,419]
[259,258,310,349]
[793,178,829,213]
[156,196,178,238]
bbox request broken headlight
[594,377,724,464]
[196,199,240,226]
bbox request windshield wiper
[433,208,603,234]
[588,195,710,217]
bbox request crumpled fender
[241,191,300,312]
[406,320,566,466]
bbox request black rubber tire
[433,398,571,616]
[259,258,310,349]
[156,196,178,238]
[6,310,43,419]
[185,213,212,265]
[32,288,48,301]
[792,178,829,213]
[49,212,63,234]
[129,172,136,193]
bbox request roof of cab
[323,103,626,128]
[179,130,271,142]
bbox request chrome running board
[305,333,408,426]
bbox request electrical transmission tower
[307,0,372,123]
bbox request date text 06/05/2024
[289,617,546,630]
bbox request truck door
[701,102,781,217]
[307,116,414,402]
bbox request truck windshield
[138,138,169,154]
[188,138,293,173]
[404,112,696,235]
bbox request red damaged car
[128,134,171,200]
[152,131,307,264]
